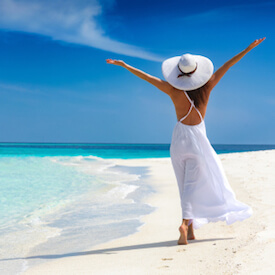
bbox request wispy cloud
[0,82,45,95]
[0,80,120,102]
[0,0,162,61]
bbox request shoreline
[24,150,275,274]
[0,155,154,275]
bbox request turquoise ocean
[0,143,274,274]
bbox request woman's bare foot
[178,224,188,245]
[187,223,195,240]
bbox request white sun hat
[162,53,214,91]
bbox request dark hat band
[177,63,197,78]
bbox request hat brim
[161,55,214,91]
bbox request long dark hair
[186,84,208,108]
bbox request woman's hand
[106,59,126,67]
[207,37,266,93]
[106,59,174,96]
[247,37,266,50]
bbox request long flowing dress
[170,91,253,229]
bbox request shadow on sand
[1,237,234,262]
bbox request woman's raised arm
[106,59,174,96]
[206,37,266,91]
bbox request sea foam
[0,154,154,274]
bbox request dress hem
[183,207,253,230]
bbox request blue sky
[0,0,274,143]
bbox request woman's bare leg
[187,222,195,240]
[178,219,189,245]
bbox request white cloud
[0,0,162,61]
[0,81,47,95]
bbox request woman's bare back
[169,86,210,125]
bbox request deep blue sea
[1,142,275,158]
[0,143,274,274]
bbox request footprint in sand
[159,265,170,269]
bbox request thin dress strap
[179,91,203,122]
[179,104,193,122]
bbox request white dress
[170,91,253,229]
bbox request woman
[106,38,265,245]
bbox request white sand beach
[24,150,275,275]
